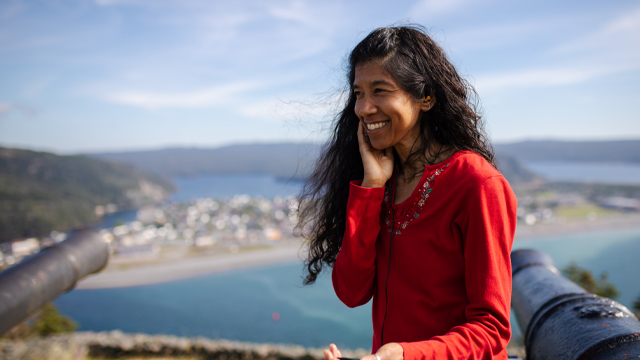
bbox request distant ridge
[89,142,537,184]
[87,139,640,185]
[90,143,321,179]
[0,147,175,242]
[494,140,640,163]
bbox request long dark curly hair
[296,25,496,285]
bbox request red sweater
[332,151,517,360]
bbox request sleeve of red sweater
[399,175,517,360]
[332,180,385,308]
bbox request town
[2,188,638,269]
[0,195,300,268]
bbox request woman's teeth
[366,121,389,131]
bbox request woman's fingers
[331,343,342,359]
[324,344,341,360]
[324,350,333,360]
[356,121,370,153]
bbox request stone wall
[0,331,371,360]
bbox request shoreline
[77,214,640,290]
[513,213,640,239]
[77,242,305,289]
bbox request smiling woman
[296,25,517,360]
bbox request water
[55,263,373,350]
[97,210,138,229]
[54,227,640,349]
[524,161,640,185]
[170,174,304,202]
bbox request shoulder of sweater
[448,151,505,187]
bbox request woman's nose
[357,95,377,118]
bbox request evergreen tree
[633,294,640,318]
[1,303,77,339]
[563,262,619,299]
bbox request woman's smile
[366,121,389,131]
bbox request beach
[77,213,640,290]
[513,212,640,239]
[77,242,305,289]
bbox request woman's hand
[361,343,404,360]
[357,121,394,188]
[324,343,342,360]
[323,343,403,360]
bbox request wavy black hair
[296,25,496,285]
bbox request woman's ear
[420,95,435,112]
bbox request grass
[554,204,619,219]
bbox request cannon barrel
[511,249,640,360]
[0,229,108,335]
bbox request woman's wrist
[373,342,404,360]
[361,177,386,188]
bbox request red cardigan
[332,151,517,360]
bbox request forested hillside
[0,147,175,242]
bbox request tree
[1,303,77,339]
[562,262,619,300]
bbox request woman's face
[353,61,433,154]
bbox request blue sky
[1,0,639,154]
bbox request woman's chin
[369,138,392,151]
[369,142,388,151]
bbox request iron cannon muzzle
[0,229,109,335]
[511,249,640,360]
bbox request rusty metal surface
[511,249,640,360]
[0,229,108,335]
[511,249,587,335]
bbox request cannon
[0,229,109,335]
[511,249,640,360]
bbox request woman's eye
[353,91,363,98]
[374,88,386,93]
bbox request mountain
[90,142,538,185]
[494,140,640,163]
[0,147,176,242]
[495,154,539,184]
[90,143,322,179]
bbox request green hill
[0,147,176,242]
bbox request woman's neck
[394,139,453,178]
[392,143,454,205]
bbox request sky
[0,0,639,154]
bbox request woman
[296,25,517,360]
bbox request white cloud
[238,92,346,122]
[473,67,617,92]
[553,6,640,67]
[473,6,640,93]
[105,81,262,109]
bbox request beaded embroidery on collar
[383,163,450,235]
